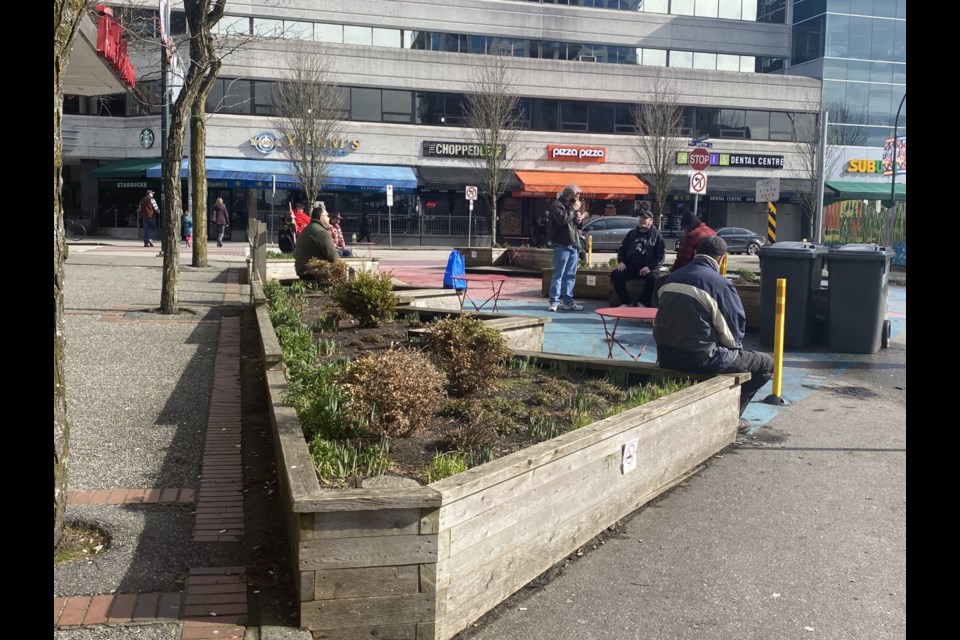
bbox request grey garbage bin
[826,243,895,354]
[758,241,827,348]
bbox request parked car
[673,226,766,255]
[577,215,638,252]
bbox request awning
[514,171,648,199]
[91,158,162,178]
[825,180,906,202]
[668,176,808,202]
[417,166,520,191]
[145,159,419,192]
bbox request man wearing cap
[294,204,339,279]
[138,189,160,247]
[610,208,665,308]
[327,212,354,257]
[671,211,715,272]
[546,184,586,312]
[653,235,773,433]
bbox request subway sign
[846,159,885,174]
[422,141,505,158]
[676,151,784,169]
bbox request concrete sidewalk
[55,241,905,640]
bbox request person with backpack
[138,189,159,247]
[181,209,193,248]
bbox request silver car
[577,215,639,252]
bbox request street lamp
[889,93,905,208]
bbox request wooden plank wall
[431,378,740,639]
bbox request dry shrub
[443,411,499,452]
[425,315,511,396]
[303,258,349,290]
[337,348,446,437]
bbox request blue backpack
[442,250,466,290]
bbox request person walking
[653,235,773,433]
[212,197,229,247]
[610,208,665,307]
[358,211,372,243]
[138,189,159,247]
[546,184,585,312]
[181,209,193,248]
[671,211,715,272]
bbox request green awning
[825,180,906,202]
[91,158,161,178]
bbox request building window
[344,25,373,46]
[214,15,251,36]
[382,89,413,122]
[792,16,825,64]
[350,87,381,121]
[560,102,589,131]
[669,51,694,68]
[315,23,343,43]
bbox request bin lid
[827,243,895,261]
[757,241,827,257]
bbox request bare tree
[273,42,346,206]
[632,73,687,232]
[185,1,226,267]
[789,106,841,240]
[463,53,525,248]
[54,0,93,548]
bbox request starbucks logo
[251,132,280,155]
[139,128,155,149]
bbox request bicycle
[64,219,86,242]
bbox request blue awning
[146,159,418,193]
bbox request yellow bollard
[764,277,788,404]
[719,254,728,276]
[587,235,593,267]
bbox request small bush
[736,268,759,283]
[331,270,397,328]
[442,411,499,453]
[310,437,391,486]
[425,315,511,396]
[303,258,349,290]
[423,451,468,484]
[337,348,446,437]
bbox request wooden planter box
[254,297,744,639]
[266,257,380,281]
[456,247,506,268]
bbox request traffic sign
[688,148,711,171]
[755,177,780,202]
[386,184,394,207]
[465,185,478,201]
[689,171,707,195]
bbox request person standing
[603,202,618,216]
[358,211,372,243]
[294,204,339,279]
[671,211,715,272]
[181,209,193,248]
[291,203,311,235]
[212,197,229,247]
[610,208,665,307]
[546,184,585,312]
[653,235,773,433]
[328,212,354,257]
[138,189,159,247]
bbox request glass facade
[522,0,779,22]
[789,0,905,147]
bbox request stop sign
[689,148,711,171]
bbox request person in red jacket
[671,212,716,272]
[291,203,311,235]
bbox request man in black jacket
[610,209,665,307]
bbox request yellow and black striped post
[587,235,593,267]
[763,277,789,406]
[766,201,777,244]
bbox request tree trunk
[190,111,208,267]
[54,0,90,549]
[160,111,183,314]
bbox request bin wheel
[881,319,891,348]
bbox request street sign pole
[465,185,478,247]
[386,184,394,249]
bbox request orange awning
[514,171,649,198]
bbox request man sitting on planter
[610,208,665,307]
[294,204,340,279]
[653,235,773,433]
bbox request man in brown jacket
[138,189,159,247]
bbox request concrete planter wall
[455,247,506,268]
[253,283,743,639]
[265,257,380,281]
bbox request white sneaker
[547,303,559,312]
[561,302,584,311]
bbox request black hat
[696,235,727,258]
[329,211,341,220]
[680,211,700,229]
[638,208,653,219]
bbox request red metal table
[452,274,509,313]
[594,306,659,361]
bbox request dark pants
[142,217,156,246]
[610,265,658,306]
[719,350,775,416]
